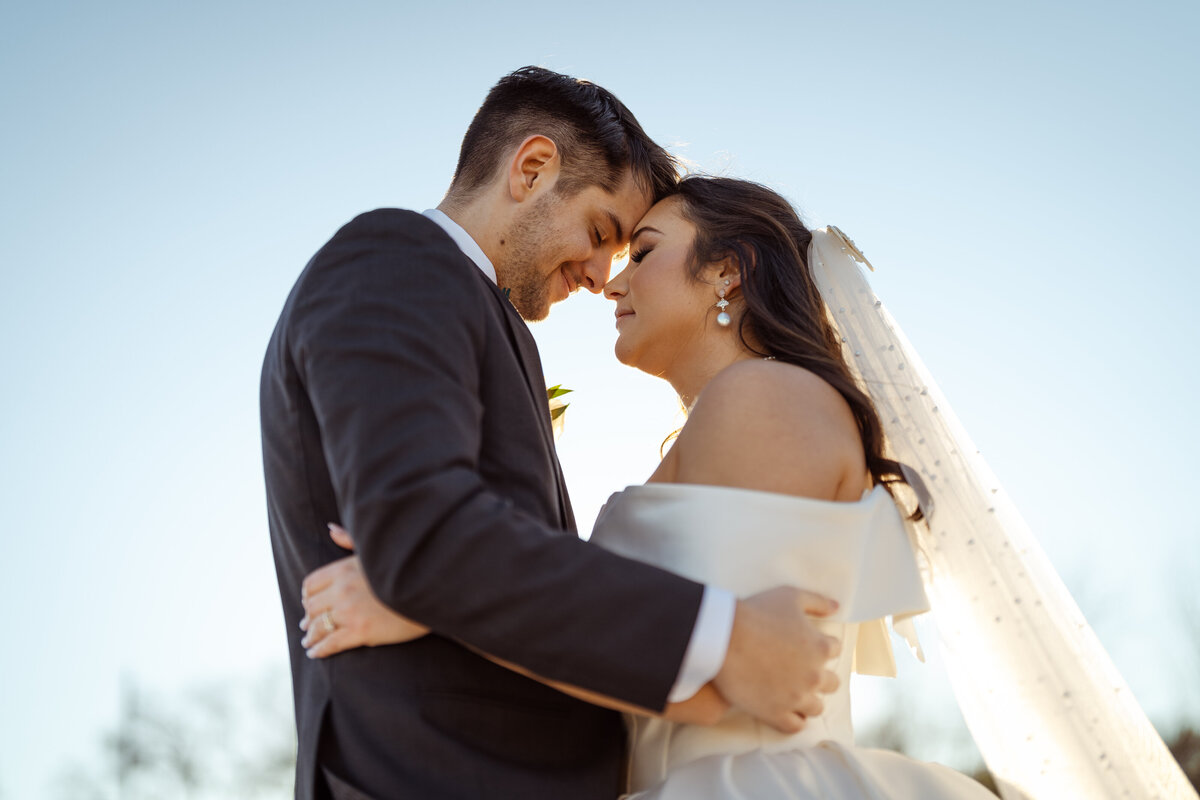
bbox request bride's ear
[705,255,743,296]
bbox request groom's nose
[577,253,613,294]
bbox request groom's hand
[712,587,842,734]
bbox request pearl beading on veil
[810,227,1197,800]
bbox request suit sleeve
[289,210,704,710]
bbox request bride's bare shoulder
[672,359,865,500]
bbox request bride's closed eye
[630,246,651,263]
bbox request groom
[262,66,840,800]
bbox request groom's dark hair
[448,66,678,202]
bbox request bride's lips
[615,308,635,327]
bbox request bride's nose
[604,266,630,300]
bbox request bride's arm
[300,530,729,726]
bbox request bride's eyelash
[630,247,650,263]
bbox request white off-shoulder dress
[591,483,996,800]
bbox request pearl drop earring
[715,288,731,327]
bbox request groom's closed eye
[603,210,625,243]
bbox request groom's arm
[289,210,703,710]
[303,525,732,723]
[462,643,731,726]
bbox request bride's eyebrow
[629,226,661,247]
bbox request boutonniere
[547,385,572,440]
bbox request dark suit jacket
[261,209,705,800]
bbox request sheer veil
[808,227,1197,800]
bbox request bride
[297,177,1195,799]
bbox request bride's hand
[299,524,430,657]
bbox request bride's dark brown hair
[673,175,922,517]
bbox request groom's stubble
[499,190,570,322]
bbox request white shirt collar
[422,208,497,285]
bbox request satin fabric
[592,483,994,799]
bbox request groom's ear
[507,135,561,202]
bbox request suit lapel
[479,280,575,532]
[416,213,574,530]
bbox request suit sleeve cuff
[666,585,736,703]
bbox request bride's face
[603,197,719,374]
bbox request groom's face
[501,171,651,322]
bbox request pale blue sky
[2,1,1198,797]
